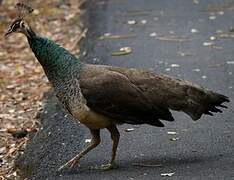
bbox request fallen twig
[112,47,132,56]
[208,63,225,68]
[218,33,234,38]
[100,34,136,40]
[132,163,163,167]
[155,36,191,42]
[206,3,234,12]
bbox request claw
[101,164,114,170]
[58,159,79,171]
[101,162,118,170]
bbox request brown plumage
[5,16,229,171]
[80,64,229,126]
[59,64,229,170]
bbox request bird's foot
[101,163,117,170]
[58,158,79,171]
[91,162,118,171]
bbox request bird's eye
[21,22,25,28]
[12,22,19,29]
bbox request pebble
[127,20,136,25]
[218,11,224,15]
[209,36,216,41]
[227,61,234,65]
[193,0,199,4]
[150,32,157,37]
[141,20,147,24]
[209,16,216,20]
[85,139,91,143]
[170,137,179,141]
[216,30,223,34]
[171,64,180,67]
[120,47,132,52]
[193,68,201,72]
[191,28,199,33]
[161,172,175,177]
[103,33,111,36]
[33,9,40,15]
[125,128,135,132]
[169,30,175,34]
[167,131,177,135]
[203,42,214,46]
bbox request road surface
[17,0,234,179]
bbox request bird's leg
[58,129,100,171]
[101,125,120,170]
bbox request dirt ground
[0,0,84,179]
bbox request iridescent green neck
[28,36,83,87]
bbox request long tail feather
[193,92,229,120]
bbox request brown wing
[79,64,175,127]
[79,64,229,126]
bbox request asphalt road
[17,0,234,179]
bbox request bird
[5,5,229,171]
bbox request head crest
[15,2,34,19]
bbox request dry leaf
[170,137,179,141]
[112,47,132,56]
[85,139,91,143]
[0,0,83,178]
[167,132,177,135]
[161,172,175,177]
[127,20,136,25]
[227,61,234,65]
[125,128,135,132]
[155,36,190,42]
[100,34,136,40]
[171,64,180,68]
[203,42,214,46]
[132,163,163,167]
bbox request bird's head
[5,18,32,37]
[5,2,35,38]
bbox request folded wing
[79,64,229,127]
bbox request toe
[101,162,118,170]
[58,160,79,171]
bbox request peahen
[5,4,229,171]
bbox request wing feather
[79,64,174,127]
[79,64,229,126]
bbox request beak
[4,28,14,38]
